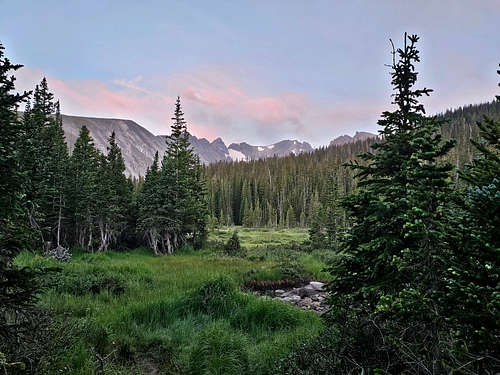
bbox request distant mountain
[62,115,165,177]
[60,114,313,177]
[329,131,377,146]
[228,140,313,161]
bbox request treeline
[1,51,207,257]
[205,100,500,229]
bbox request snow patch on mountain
[229,149,246,161]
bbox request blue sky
[1,0,499,146]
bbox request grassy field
[15,227,330,375]
[208,226,309,248]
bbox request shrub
[55,268,127,296]
[274,253,310,281]
[231,297,302,331]
[187,276,239,317]
[189,321,249,375]
[81,319,110,355]
[224,231,242,256]
[274,328,341,375]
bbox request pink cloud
[15,65,444,146]
[15,67,177,136]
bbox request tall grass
[15,242,324,374]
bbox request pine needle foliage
[138,97,208,254]
[327,34,460,373]
[0,41,40,359]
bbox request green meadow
[15,227,330,375]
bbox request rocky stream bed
[253,281,329,313]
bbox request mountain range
[60,114,376,177]
[329,131,378,147]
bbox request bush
[231,297,302,331]
[224,231,242,256]
[274,253,310,281]
[55,268,127,296]
[187,276,239,317]
[81,320,110,355]
[189,321,249,375]
[274,328,341,375]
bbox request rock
[274,289,285,295]
[298,285,316,298]
[301,297,313,305]
[283,295,301,302]
[309,281,325,291]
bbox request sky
[1,0,499,147]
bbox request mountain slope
[228,140,313,160]
[329,131,377,146]
[61,114,313,177]
[62,115,165,177]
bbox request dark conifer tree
[21,78,68,249]
[446,68,500,367]
[0,42,38,354]
[138,152,164,254]
[96,132,130,251]
[67,126,101,250]
[140,98,207,254]
[322,169,344,250]
[327,34,458,373]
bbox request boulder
[298,285,316,298]
[309,281,325,291]
[283,295,301,302]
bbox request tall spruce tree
[51,101,69,248]
[67,126,101,250]
[0,42,38,353]
[328,34,458,373]
[446,68,500,368]
[96,132,130,251]
[140,97,207,254]
[323,169,344,250]
[138,152,164,254]
[21,78,68,249]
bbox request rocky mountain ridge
[329,131,377,146]
[61,114,374,177]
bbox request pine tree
[50,101,69,248]
[21,78,68,250]
[328,34,457,373]
[138,152,164,255]
[67,126,101,250]
[446,69,500,365]
[141,97,208,254]
[95,132,130,251]
[0,42,38,352]
[323,170,344,250]
[308,202,326,249]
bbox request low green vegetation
[209,226,308,248]
[209,227,331,281]
[14,228,326,374]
